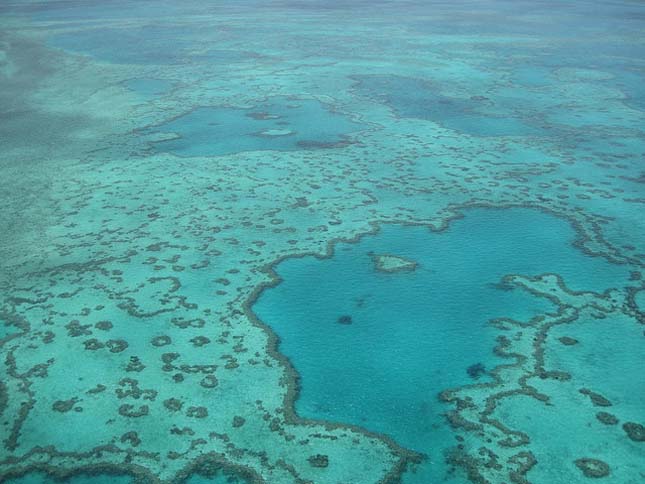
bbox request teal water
[353,75,549,137]
[1,1,644,483]
[48,25,203,65]
[7,470,250,484]
[145,98,363,157]
[5,473,133,484]
[124,79,174,98]
[253,208,633,482]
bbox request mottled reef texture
[1,1,645,484]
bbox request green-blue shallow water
[1,0,644,483]
[6,472,250,484]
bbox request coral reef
[622,422,645,442]
[337,315,353,325]
[574,458,610,478]
[0,2,643,483]
[370,253,418,274]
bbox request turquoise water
[353,75,549,136]
[145,98,363,157]
[125,78,174,98]
[49,25,204,65]
[1,1,644,483]
[5,473,133,484]
[253,207,633,483]
[7,471,250,484]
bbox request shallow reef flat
[0,1,644,483]
[370,253,418,273]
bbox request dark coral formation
[106,339,128,353]
[186,406,208,418]
[0,380,8,416]
[596,412,619,425]
[232,416,246,428]
[446,447,489,484]
[539,370,571,381]
[83,338,104,350]
[200,375,219,389]
[118,404,149,417]
[42,331,55,343]
[467,363,486,379]
[151,335,172,347]
[558,336,578,346]
[162,352,179,363]
[66,320,92,337]
[52,398,79,413]
[190,335,211,347]
[163,398,183,412]
[574,458,610,478]
[120,431,141,447]
[622,422,645,442]
[308,454,329,468]
[86,384,106,395]
[115,378,157,400]
[337,315,352,325]
[579,388,612,407]
[126,356,146,372]
[171,317,206,328]
[508,451,537,484]
[95,320,113,331]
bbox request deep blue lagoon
[253,208,634,483]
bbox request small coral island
[370,252,418,273]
